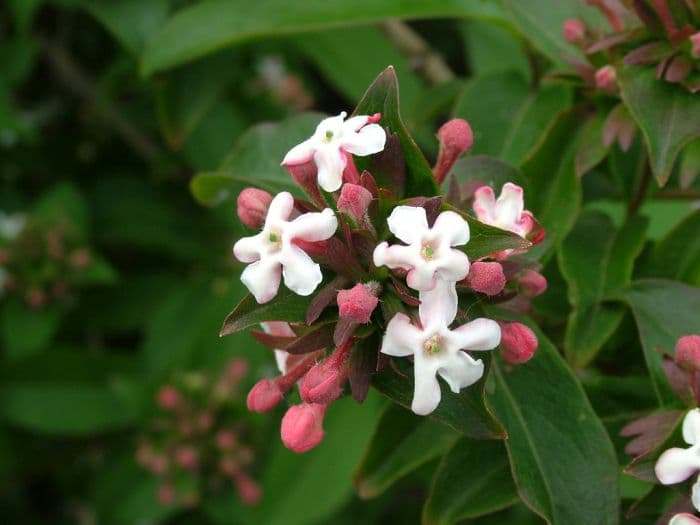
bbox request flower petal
[287,208,337,241]
[373,243,419,271]
[451,318,502,351]
[343,115,370,131]
[411,360,442,415]
[494,183,525,228]
[693,477,700,512]
[341,123,386,156]
[670,513,700,525]
[386,206,429,245]
[684,409,700,445]
[433,211,470,247]
[265,191,295,225]
[655,447,700,484]
[241,258,282,303]
[381,313,423,357]
[233,232,264,263]
[437,352,484,393]
[473,186,496,223]
[280,245,323,296]
[282,138,316,166]
[406,264,438,292]
[314,146,346,192]
[435,249,470,283]
[419,278,458,329]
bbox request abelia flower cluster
[136,359,261,507]
[230,112,547,453]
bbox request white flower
[473,183,534,238]
[670,513,700,525]
[655,408,700,511]
[260,321,295,374]
[0,212,25,240]
[380,279,501,415]
[233,192,337,303]
[373,206,470,291]
[281,112,386,192]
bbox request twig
[42,41,160,162]
[380,20,456,85]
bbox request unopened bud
[246,379,283,412]
[158,483,175,505]
[337,183,373,224]
[237,188,273,229]
[595,65,618,94]
[174,446,198,469]
[463,261,506,296]
[286,162,323,204]
[500,322,538,364]
[216,430,238,450]
[433,119,474,185]
[691,33,700,59]
[300,364,342,404]
[233,470,262,506]
[517,269,548,298]
[70,248,91,269]
[156,385,181,411]
[562,19,586,43]
[675,335,700,371]
[25,287,47,309]
[280,403,326,453]
[337,282,379,324]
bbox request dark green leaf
[680,138,700,188]
[488,321,619,525]
[449,155,529,193]
[614,279,700,406]
[575,113,608,177]
[460,20,531,82]
[619,67,700,186]
[643,210,700,286]
[353,67,438,198]
[373,356,505,440]
[0,300,62,360]
[354,404,458,499]
[423,438,518,525]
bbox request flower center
[423,334,444,356]
[323,130,334,142]
[266,229,283,251]
[421,243,436,260]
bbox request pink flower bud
[675,335,700,371]
[463,261,506,296]
[233,470,262,506]
[337,183,373,224]
[280,403,326,453]
[237,188,273,229]
[500,322,538,364]
[336,282,379,324]
[25,287,47,309]
[595,65,618,94]
[517,269,548,298]
[433,119,474,185]
[299,341,351,404]
[156,385,181,411]
[216,430,238,450]
[197,412,213,431]
[158,483,175,505]
[246,379,283,412]
[149,453,169,475]
[225,358,248,382]
[70,248,92,269]
[174,446,198,469]
[286,162,323,205]
[691,33,700,59]
[562,19,586,43]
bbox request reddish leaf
[306,276,348,325]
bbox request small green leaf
[354,404,458,499]
[614,279,700,406]
[643,210,700,286]
[373,356,505,440]
[423,438,518,525]
[619,67,700,186]
[353,67,438,198]
[488,320,619,525]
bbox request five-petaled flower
[373,206,470,291]
[233,192,337,303]
[473,183,535,238]
[380,279,501,415]
[281,112,386,192]
[655,408,700,511]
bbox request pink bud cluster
[136,358,261,507]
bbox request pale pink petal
[419,278,458,329]
[513,210,535,237]
[670,513,700,525]
[450,318,502,351]
[406,265,438,292]
[233,233,264,263]
[494,183,525,228]
[287,208,337,241]
[343,115,370,131]
[265,192,295,225]
[693,477,700,512]
[282,138,316,166]
[432,211,470,247]
[684,409,700,445]
[280,245,323,296]
[314,146,346,192]
[373,243,419,271]
[655,447,700,484]
[411,360,442,415]
[473,186,497,223]
[381,313,423,357]
[387,206,429,245]
[437,352,484,393]
[341,123,386,156]
[436,249,470,283]
[241,258,282,303]
[313,112,347,138]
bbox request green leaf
[462,211,533,260]
[488,321,619,525]
[680,138,700,188]
[422,438,518,525]
[251,394,382,525]
[353,66,438,198]
[454,72,571,165]
[614,279,700,406]
[449,155,529,193]
[574,113,608,178]
[0,300,62,359]
[460,20,531,82]
[373,356,505,440]
[643,210,700,286]
[190,112,324,206]
[141,1,510,75]
[619,67,700,186]
[354,404,458,499]
[559,211,648,368]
